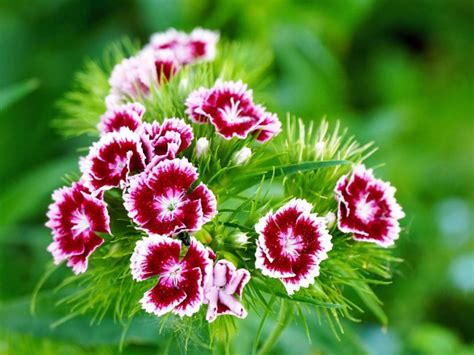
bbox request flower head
[107,50,156,106]
[98,102,145,135]
[148,28,219,65]
[204,259,250,322]
[124,158,217,237]
[46,182,110,274]
[139,118,193,164]
[185,80,280,141]
[106,49,180,109]
[255,199,332,295]
[80,128,147,193]
[131,236,213,317]
[335,165,405,247]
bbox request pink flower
[255,199,332,295]
[204,259,250,322]
[46,182,110,274]
[106,49,180,109]
[335,165,405,247]
[184,87,210,124]
[148,28,219,65]
[98,102,145,135]
[123,158,217,237]
[185,80,281,141]
[80,128,147,193]
[139,118,193,164]
[131,236,213,317]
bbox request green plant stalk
[258,301,292,355]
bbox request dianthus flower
[131,236,212,317]
[335,165,405,247]
[185,80,280,141]
[123,158,216,236]
[139,118,193,164]
[98,102,145,135]
[80,128,147,193]
[255,199,332,295]
[46,182,110,274]
[106,49,180,108]
[204,259,250,322]
[148,28,219,65]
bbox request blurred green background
[1,0,473,354]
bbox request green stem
[257,301,292,355]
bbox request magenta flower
[98,102,145,135]
[80,128,147,193]
[123,158,217,237]
[131,236,213,317]
[204,259,250,322]
[255,199,332,295]
[335,165,405,247]
[148,28,219,65]
[46,182,110,274]
[185,80,281,141]
[139,118,193,164]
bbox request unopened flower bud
[196,137,209,158]
[325,211,336,228]
[234,232,249,245]
[234,147,252,165]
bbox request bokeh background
[1,0,473,354]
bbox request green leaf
[0,79,39,112]
[227,160,350,194]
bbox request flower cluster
[46,27,405,333]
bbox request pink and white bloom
[335,165,405,247]
[98,102,145,135]
[124,158,217,237]
[131,236,213,317]
[185,80,281,141]
[255,199,332,295]
[106,49,180,109]
[204,259,250,322]
[148,28,219,65]
[185,87,210,124]
[139,118,193,164]
[46,182,110,274]
[80,128,147,193]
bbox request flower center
[356,196,377,223]
[219,97,243,122]
[110,156,127,176]
[280,229,303,258]
[163,263,183,288]
[71,210,91,236]
[156,191,185,218]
